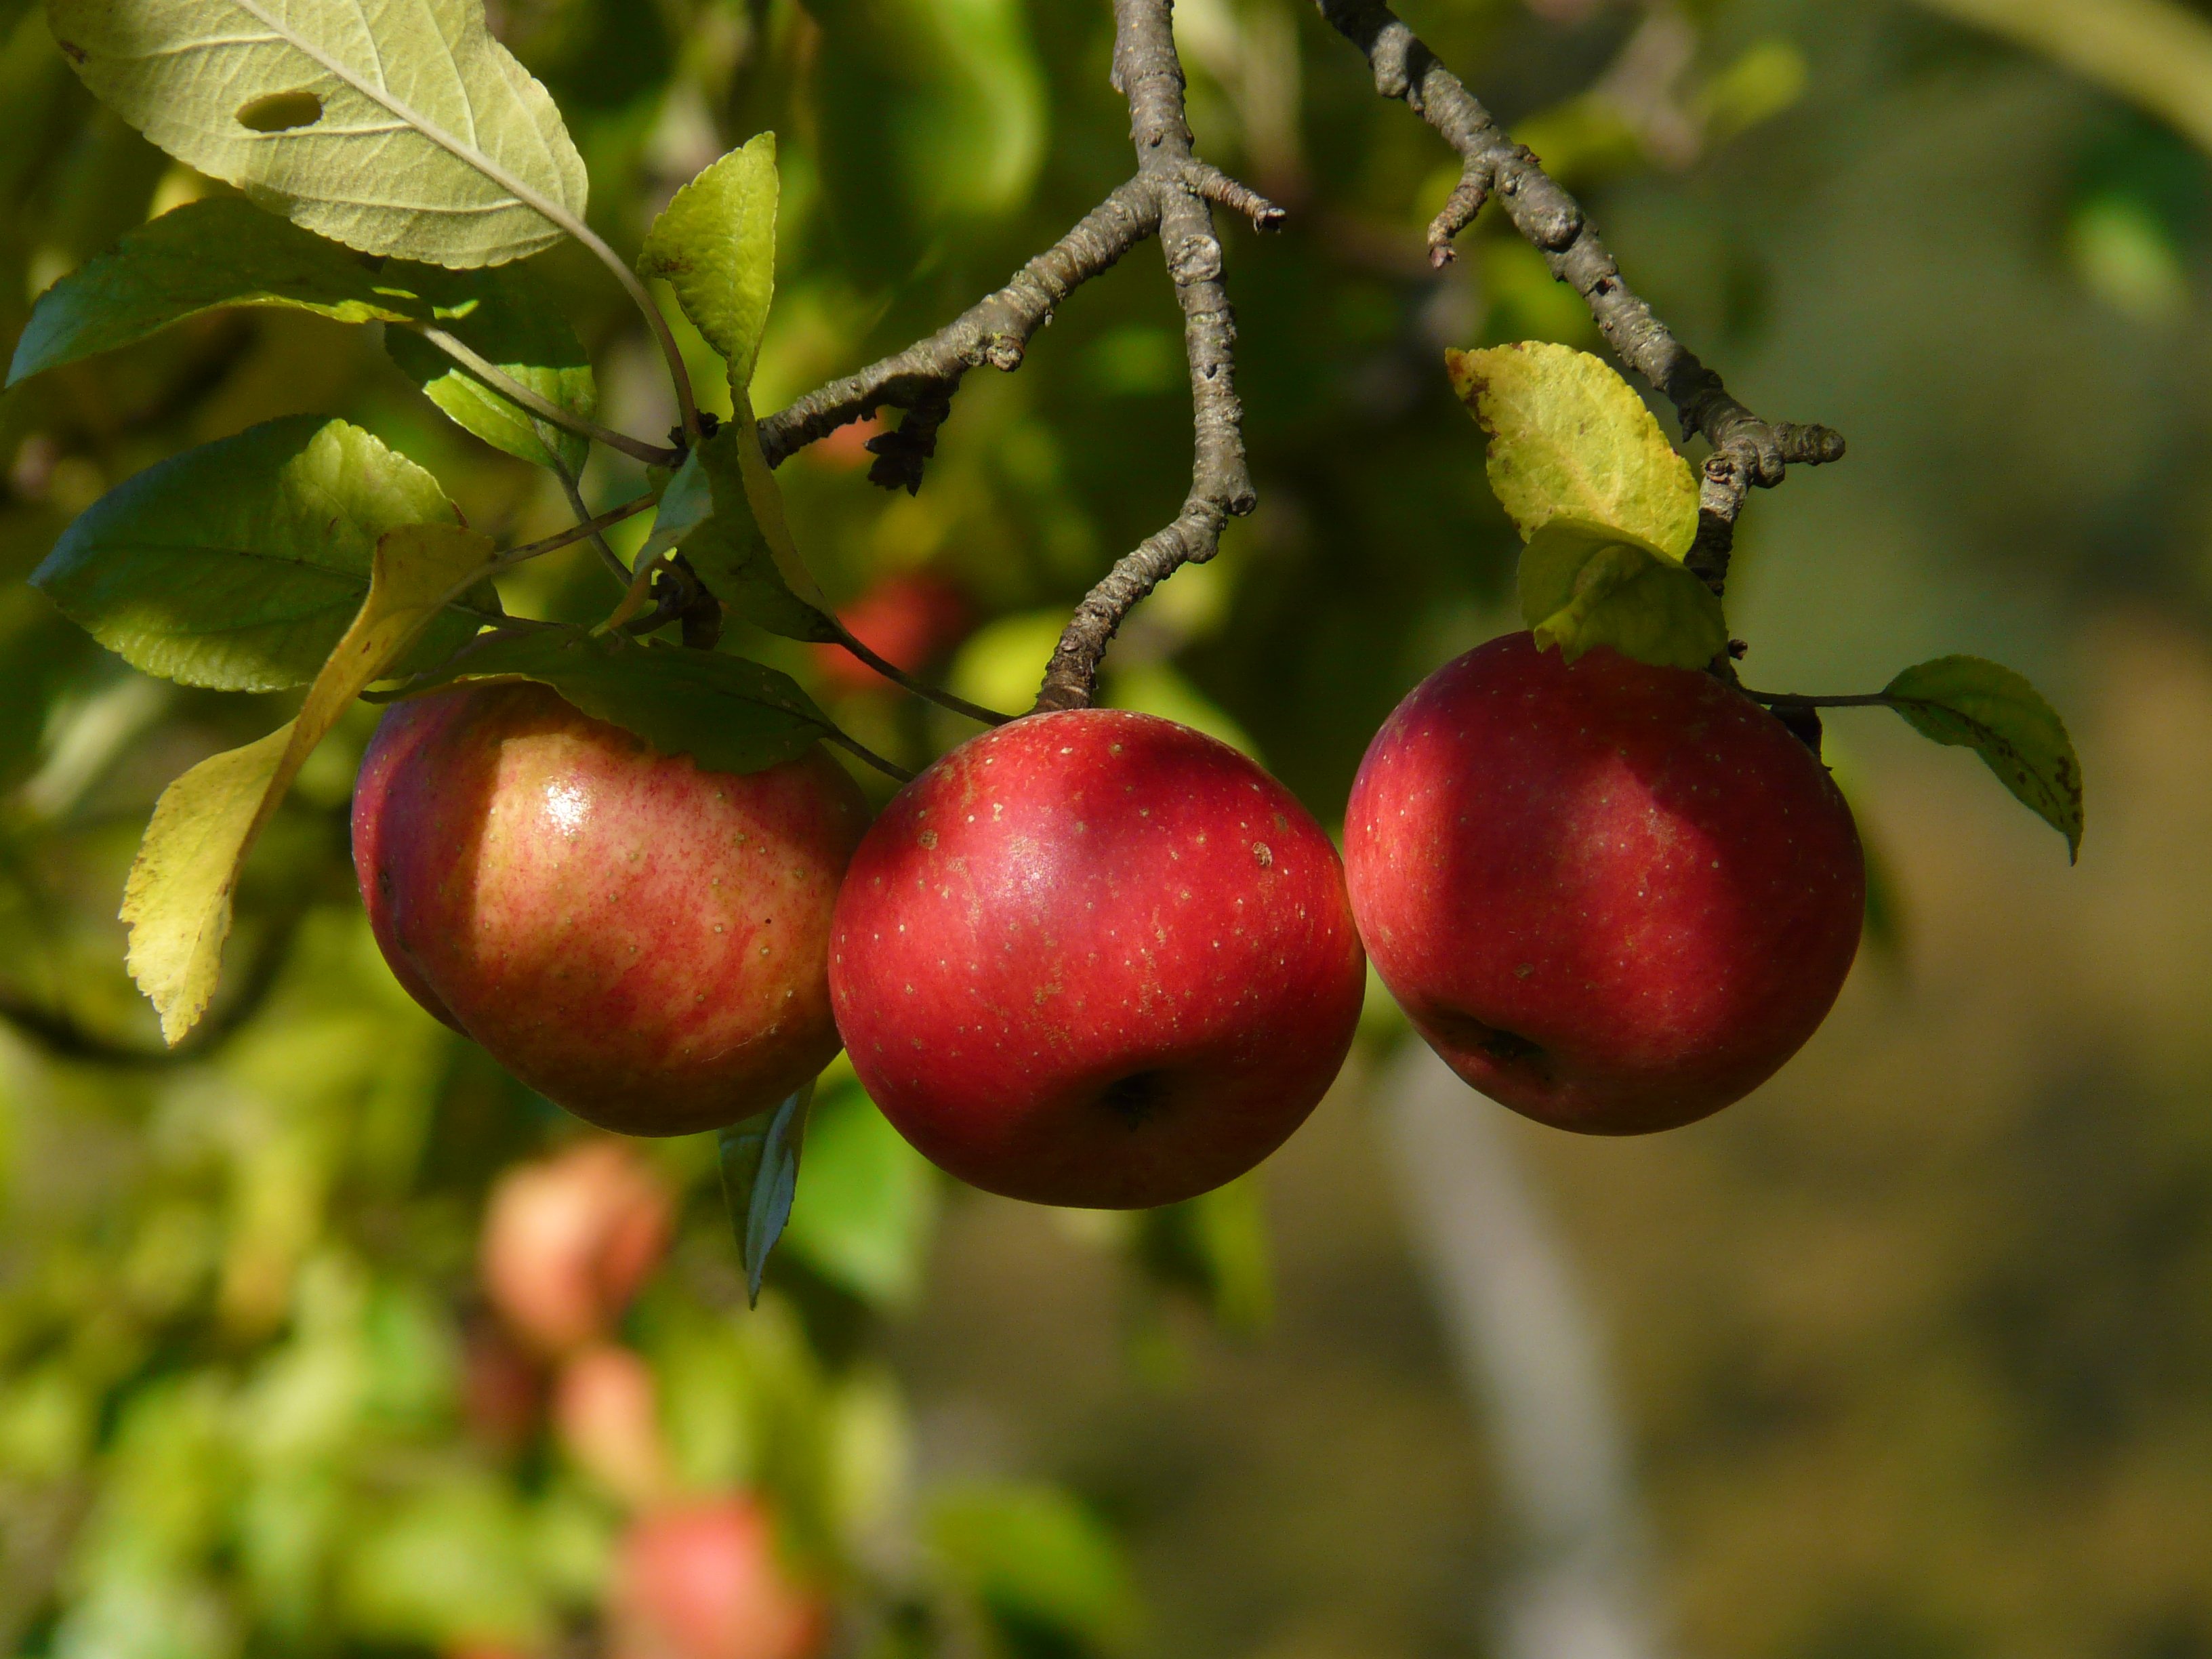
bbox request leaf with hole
[718,1082,813,1307]
[1517,516,1727,671]
[1448,341,1700,554]
[122,523,497,1044]
[390,626,834,776]
[32,415,481,691]
[666,422,838,642]
[384,266,596,474]
[48,0,588,268]
[638,132,777,391]
[1882,655,2084,860]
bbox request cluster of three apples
[355,634,1864,1208]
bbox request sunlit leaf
[384,265,596,474]
[671,420,838,642]
[33,415,472,691]
[719,1083,813,1307]
[389,625,835,776]
[1883,655,2084,860]
[121,523,496,1042]
[49,0,588,268]
[1517,516,1726,670]
[639,132,778,390]
[338,1477,552,1647]
[9,197,432,385]
[1448,340,1700,554]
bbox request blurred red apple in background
[1345,632,1864,1134]
[830,709,1366,1207]
[355,682,868,1136]
[554,1344,671,1508]
[809,571,972,697]
[480,1141,672,1356]
[462,1318,544,1454]
[611,1498,824,1659]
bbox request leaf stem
[1740,689,1896,709]
[552,463,636,589]
[832,626,1012,726]
[564,222,705,444]
[821,729,916,783]
[409,325,685,468]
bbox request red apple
[553,1344,670,1508]
[611,1499,823,1659]
[354,681,869,1135]
[1344,633,1864,1134]
[808,571,972,697]
[828,710,1366,1208]
[480,1140,672,1355]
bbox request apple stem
[821,730,916,784]
[832,627,1011,727]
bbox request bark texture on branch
[1311,0,1843,592]
[1032,0,1275,713]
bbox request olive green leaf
[667,420,839,642]
[33,415,478,691]
[780,1068,938,1310]
[1518,516,1727,671]
[718,1082,813,1307]
[47,0,588,268]
[7,197,433,385]
[122,523,497,1043]
[384,266,596,474]
[638,132,777,390]
[1883,656,2084,861]
[389,626,834,775]
[1448,341,1700,555]
[1135,1176,1273,1336]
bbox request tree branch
[758,182,1166,483]
[1311,0,1845,593]
[1032,0,1275,713]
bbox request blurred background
[3,0,2209,1654]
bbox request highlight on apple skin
[354,681,869,1136]
[828,709,1368,1209]
[1345,632,1865,1134]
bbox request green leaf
[121,523,496,1043]
[930,1483,1135,1656]
[779,1070,937,1309]
[338,1477,552,1648]
[638,132,777,390]
[1447,341,1700,554]
[1134,1176,1273,1337]
[384,266,596,474]
[32,415,474,691]
[1517,516,1727,671]
[49,0,588,268]
[718,1082,813,1307]
[392,626,835,775]
[668,422,838,642]
[1883,655,2085,860]
[8,197,432,385]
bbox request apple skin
[611,1499,823,1659]
[828,709,1366,1208]
[1345,633,1864,1134]
[354,682,868,1136]
[480,1140,673,1355]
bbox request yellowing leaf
[49,0,588,268]
[123,523,496,1042]
[1883,656,2085,861]
[638,133,778,390]
[668,409,838,641]
[1519,516,1727,671]
[1448,342,1700,555]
